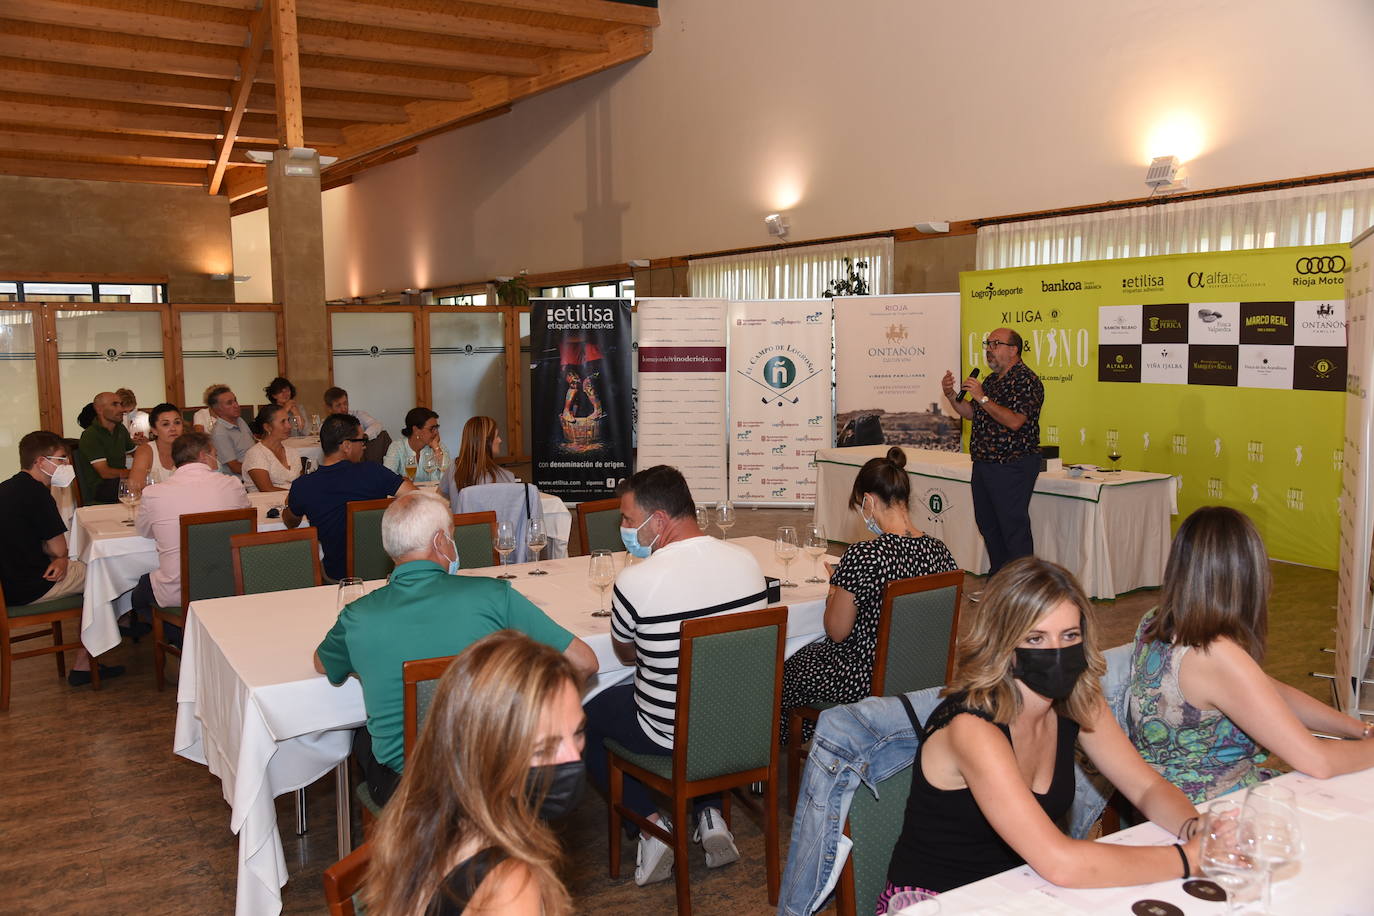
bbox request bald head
[93,391,126,428]
[984,327,1023,373]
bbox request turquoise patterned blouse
[1126,608,1278,803]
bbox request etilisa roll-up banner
[833,293,962,450]
[636,298,729,503]
[728,298,833,505]
[529,298,633,501]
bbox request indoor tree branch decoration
[822,257,870,297]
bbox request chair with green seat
[230,528,322,595]
[575,496,622,556]
[346,498,393,581]
[607,605,789,916]
[451,511,499,569]
[833,761,916,916]
[786,569,963,812]
[153,507,257,691]
[355,654,457,837]
[1,584,94,710]
[322,841,370,916]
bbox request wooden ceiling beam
[296,33,541,76]
[0,0,248,47]
[245,90,407,122]
[296,0,608,52]
[267,65,474,100]
[0,98,342,145]
[468,0,660,27]
[210,6,271,195]
[0,128,264,166]
[242,117,344,145]
[0,33,239,81]
[270,0,305,148]
[0,68,231,110]
[223,163,272,200]
[0,155,207,187]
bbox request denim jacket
[777,645,1132,916]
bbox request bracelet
[1173,843,1190,880]
[1362,721,1373,739]
[1176,816,1198,840]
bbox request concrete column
[266,150,329,408]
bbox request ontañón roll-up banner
[833,293,962,450]
[1337,227,1374,713]
[728,299,833,506]
[960,244,1348,569]
[529,298,633,501]
[635,298,729,504]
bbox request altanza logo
[971,282,1023,300]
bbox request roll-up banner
[1338,227,1374,713]
[530,298,634,501]
[636,298,730,503]
[834,293,962,450]
[960,244,1348,570]
[728,298,833,506]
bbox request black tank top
[886,695,1079,892]
[425,847,505,915]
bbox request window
[536,279,634,299]
[2,281,166,303]
[688,239,892,299]
[436,293,490,306]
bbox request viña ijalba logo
[1286,487,1304,511]
[1247,440,1264,463]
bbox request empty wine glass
[336,577,366,611]
[495,520,517,579]
[424,445,442,479]
[775,525,799,588]
[526,518,548,576]
[1199,800,1260,915]
[1241,783,1303,914]
[118,479,137,526]
[588,549,615,617]
[310,413,322,436]
[695,504,710,533]
[804,523,828,583]
[715,500,736,538]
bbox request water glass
[118,479,137,526]
[695,504,710,533]
[588,549,615,617]
[495,520,517,579]
[1199,800,1260,914]
[715,501,736,537]
[1241,782,1303,914]
[804,523,827,583]
[775,525,799,587]
[527,518,548,576]
[310,414,322,436]
[336,577,366,611]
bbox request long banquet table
[815,446,1176,599]
[172,535,834,916]
[921,767,1374,914]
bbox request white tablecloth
[283,436,323,467]
[815,446,1177,599]
[173,535,832,916]
[928,767,1374,914]
[69,491,285,656]
[414,482,572,559]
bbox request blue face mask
[861,497,884,537]
[620,515,659,559]
[435,533,460,575]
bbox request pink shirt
[136,462,251,608]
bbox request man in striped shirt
[584,465,768,886]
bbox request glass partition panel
[181,312,279,412]
[0,311,41,474]
[429,312,507,458]
[56,309,165,431]
[330,312,415,442]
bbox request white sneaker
[634,817,674,886]
[693,807,739,868]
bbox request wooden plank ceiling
[0,0,658,211]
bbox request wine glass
[588,549,615,617]
[804,524,828,583]
[775,525,799,588]
[336,577,366,611]
[526,518,548,576]
[715,501,736,538]
[403,453,419,482]
[695,504,710,533]
[424,446,441,480]
[1241,783,1303,914]
[310,413,321,436]
[1199,800,1261,915]
[118,479,137,526]
[1107,448,1122,472]
[495,520,517,579]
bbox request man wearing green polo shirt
[78,391,133,504]
[313,490,597,806]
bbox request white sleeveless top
[142,441,176,486]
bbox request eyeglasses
[983,340,1016,349]
[347,436,369,444]
[46,456,70,464]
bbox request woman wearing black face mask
[879,557,1200,910]
[364,631,584,916]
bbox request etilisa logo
[1286,488,1304,511]
[1247,441,1263,463]
[1207,478,1223,498]
[1172,434,1187,456]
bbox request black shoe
[119,619,152,642]
[68,664,126,687]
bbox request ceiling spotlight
[210,273,252,282]
[765,212,790,239]
[914,221,950,234]
[244,149,274,164]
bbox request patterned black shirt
[969,360,1043,462]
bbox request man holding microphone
[942,327,1044,588]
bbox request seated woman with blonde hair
[1127,505,1374,803]
[881,557,1200,910]
[439,416,516,504]
[362,630,583,915]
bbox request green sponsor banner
[960,244,1348,569]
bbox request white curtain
[977,179,1374,270]
[689,238,894,299]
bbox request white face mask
[44,457,75,488]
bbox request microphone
[954,367,980,403]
